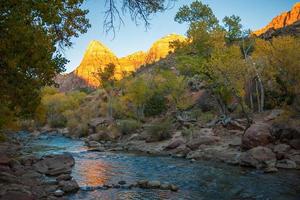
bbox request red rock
[242,123,273,150]
[254,3,300,36]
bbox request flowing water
[13,132,300,200]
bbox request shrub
[116,119,141,135]
[48,113,67,128]
[190,108,215,123]
[144,93,167,117]
[145,118,173,142]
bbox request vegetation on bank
[1,1,299,141]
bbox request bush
[190,108,215,123]
[145,118,173,142]
[116,119,141,134]
[48,113,67,128]
[144,93,167,117]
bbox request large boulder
[242,123,273,150]
[34,153,75,176]
[271,122,300,142]
[240,146,277,171]
[273,143,291,159]
[186,128,220,150]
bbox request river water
[13,132,300,200]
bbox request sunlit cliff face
[254,2,300,36]
[73,34,187,88]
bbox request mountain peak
[57,33,186,90]
[145,34,186,64]
[254,3,300,36]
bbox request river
[13,132,300,200]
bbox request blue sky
[64,0,299,72]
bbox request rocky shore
[1,109,299,199]
[83,110,300,173]
[0,142,79,200]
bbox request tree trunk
[255,79,261,112]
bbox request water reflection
[75,158,111,186]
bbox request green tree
[0,0,90,124]
[95,63,117,119]
[174,0,219,31]
[222,15,243,43]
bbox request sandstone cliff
[56,34,186,91]
[254,3,300,36]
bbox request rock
[54,189,64,197]
[0,191,35,200]
[170,184,179,192]
[287,151,300,169]
[88,118,110,133]
[86,140,103,149]
[271,122,300,141]
[289,139,300,149]
[20,156,39,166]
[186,128,220,150]
[160,182,171,190]
[264,167,278,173]
[128,134,140,141]
[276,159,297,169]
[264,109,283,121]
[58,128,69,135]
[240,146,277,170]
[118,180,126,185]
[34,153,75,176]
[147,181,161,189]
[59,180,79,193]
[56,174,72,182]
[242,123,273,150]
[0,172,18,183]
[187,136,220,150]
[0,154,10,165]
[228,137,242,147]
[31,130,41,137]
[137,180,148,188]
[273,144,291,159]
[87,133,103,141]
[165,139,184,150]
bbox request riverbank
[1,129,300,200]
[79,110,300,173]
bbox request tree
[104,0,177,35]
[174,1,251,126]
[95,63,117,119]
[253,36,300,108]
[174,0,219,32]
[222,15,243,43]
[0,0,90,123]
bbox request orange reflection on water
[76,159,111,186]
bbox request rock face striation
[56,34,186,91]
[254,3,300,37]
